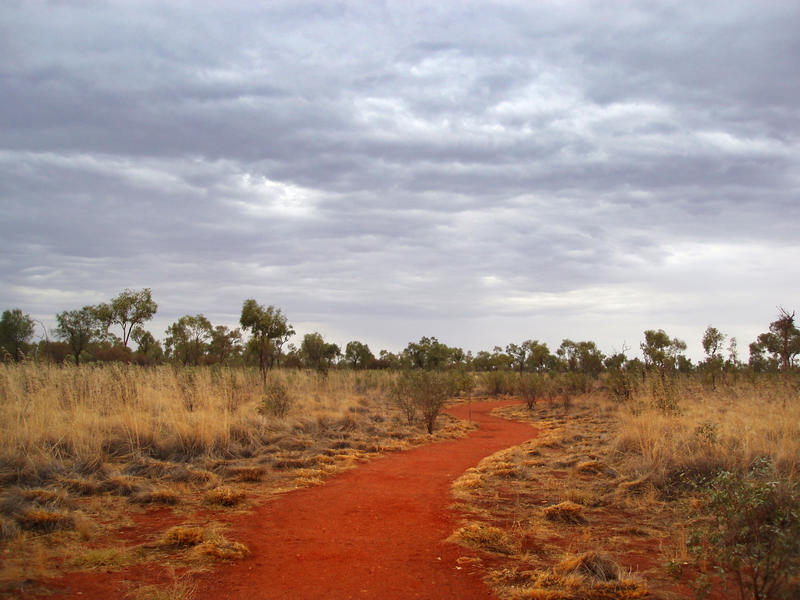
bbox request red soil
[31,400,538,599]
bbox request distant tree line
[2,292,799,380]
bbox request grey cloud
[1,1,798,359]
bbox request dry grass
[0,363,474,596]
[613,376,800,488]
[543,501,586,524]
[450,523,521,555]
[450,374,800,599]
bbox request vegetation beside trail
[449,373,800,600]
[0,365,475,597]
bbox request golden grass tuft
[16,507,74,532]
[189,537,249,561]
[160,525,205,548]
[204,486,245,507]
[543,501,586,524]
[450,523,520,555]
[227,466,266,482]
[554,551,619,581]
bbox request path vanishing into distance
[194,400,538,600]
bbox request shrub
[688,460,800,600]
[258,379,292,418]
[482,371,514,396]
[391,371,451,433]
[517,373,546,409]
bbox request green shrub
[391,371,450,433]
[688,459,800,600]
[482,371,514,396]
[517,373,546,409]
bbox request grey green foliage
[0,308,35,361]
[689,460,800,600]
[55,306,98,365]
[391,370,451,434]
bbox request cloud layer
[2,1,799,359]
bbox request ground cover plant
[0,363,475,597]
[448,373,800,600]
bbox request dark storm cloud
[1,0,798,358]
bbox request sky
[2,1,799,362]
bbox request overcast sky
[2,1,799,361]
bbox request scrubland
[0,363,473,596]
[449,373,800,600]
[2,362,799,600]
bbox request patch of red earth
[25,400,538,599]
[115,507,184,545]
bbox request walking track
[30,400,537,599]
[194,400,537,599]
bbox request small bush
[482,371,514,397]
[517,373,546,409]
[258,380,292,418]
[688,460,800,600]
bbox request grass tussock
[204,486,245,507]
[543,501,587,524]
[450,523,521,555]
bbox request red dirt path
[37,400,538,599]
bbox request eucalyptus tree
[55,306,99,365]
[641,329,687,376]
[165,314,213,366]
[751,308,800,371]
[301,332,340,373]
[94,288,158,348]
[0,308,35,361]
[239,299,294,374]
[345,340,375,369]
[701,326,726,388]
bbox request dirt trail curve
[29,400,537,600]
[194,400,537,600]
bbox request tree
[208,325,242,364]
[55,306,98,365]
[701,326,726,388]
[0,308,35,361]
[641,329,687,375]
[345,340,375,369]
[557,339,605,377]
[402,337,454,370]
[752,308,800,372]
[239,300,294,374]
[165,314,212,366]
[301,332,340,373]
[131,326,163,364]
[506,340,552,375]
[94,288,158,349]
